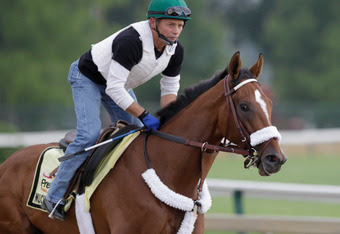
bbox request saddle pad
[83,131,140,212]
[26,147,63,211]
[81,124,141,190]
[27,132,140,212]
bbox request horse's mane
[156,68,254,127]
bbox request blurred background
[0,0,339,131]
[0,0,339,233]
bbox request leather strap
[150,130,250,156]
[198,150,218,192]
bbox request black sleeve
[111,27,143,71]
[162,40,184,77]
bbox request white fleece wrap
[250,126,282,146]
[75,168,212,234]
[142,168,212,234]
[75,194,95,234]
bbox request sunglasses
[149,6,191,18]
[165,6,191,18]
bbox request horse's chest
[160,209,185,233]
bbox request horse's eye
[240,103,249,112]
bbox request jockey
[41,0,191,220]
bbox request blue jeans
[46,60,141,204]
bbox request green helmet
[147,0,191,21]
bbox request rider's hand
[138,110,160,131]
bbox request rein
[149,129,250,156]
[145,76,269,165]
[140,75,281,232]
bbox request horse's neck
[164,80,225,143]
[153,81,225,197]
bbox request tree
[0,0,129,130]
[210,0,340,103]
[263,0,340,102]
[0,0,227,130]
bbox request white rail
[205,179,340,233]
[0,130,68,147]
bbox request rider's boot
[41,198,66,221]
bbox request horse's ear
[228,51,241,81]
[250,53,263,79]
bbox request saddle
[58,120,141,198]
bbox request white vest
[91,20,178,90]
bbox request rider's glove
[138,110,160,131]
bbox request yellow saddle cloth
[27,132,140,212]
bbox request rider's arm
[105,28,143,113]
[105,59,136,110]
[159,41,184,108]
[160,94,176,108]
[125,101,145,118]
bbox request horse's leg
[192,213,204,234]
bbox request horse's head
[220,52,287,176]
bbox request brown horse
[0,52,286,233]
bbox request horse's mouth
[257,155,283,176]
[258,164,273,176]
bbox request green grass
[0,148,20,163]
[208,153,340,185]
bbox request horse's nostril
[264,155,280,165]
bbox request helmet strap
[153,18,175,46]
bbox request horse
[0,51,286,233]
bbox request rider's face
[150,18,184,44]
[157,18,184,42]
